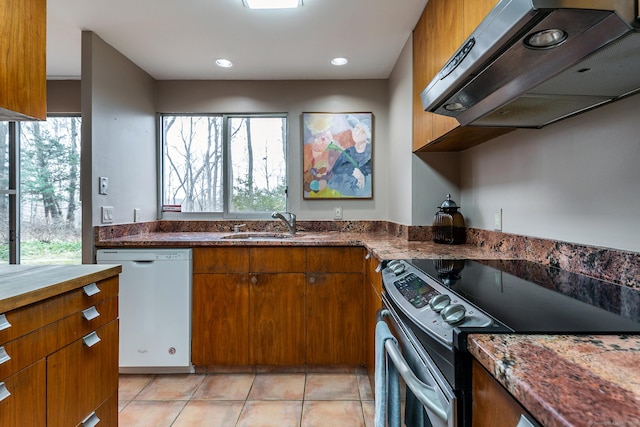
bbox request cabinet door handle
[82,306,100,321]
[82,331,101,348]
[250,276,258,284]
[0,346,11,365]
[83,283,101,297]
[81,411,101,427]
[0,314,11,331]
[0,382,10,402]
[375,263,382,273]
[365,252,371,260]
[308,276,316,284]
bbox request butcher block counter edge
[0,264,122,313]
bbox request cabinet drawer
[47,320,119,427]
[74,392,118,427]
[0,322,58,379]
[0,277,118,345]
[56,296,118,349]
[0,360,46,427]
[307,247,364,273]
[193,248,249,273]
[250,247,306,273]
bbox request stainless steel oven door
[378,307,457,427]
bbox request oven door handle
[384,338,449,422]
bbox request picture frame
[302,112,374,199]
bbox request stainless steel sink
[220,232,293,240]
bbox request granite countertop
[469,334,640,427]
[94,230,518,261]
[0,264,122,313]
[95,225,640,426]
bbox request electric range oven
[377,258,640,427]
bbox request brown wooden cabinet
[363,252,383,387]
[472,358,537,426]
[412,0,513,152]
[0,0,47,120]
[0,270,119,427]
[307,247,364,366]
[192,246,365,368]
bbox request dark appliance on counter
[432,194,466,244]
[377,258,640,427]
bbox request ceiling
[46,0,428,81]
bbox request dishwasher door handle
[384,339,449,422]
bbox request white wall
[461,93,640,253]
[81,32,157,262]
[155,80,390,220]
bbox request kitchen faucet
[271,211,296,235]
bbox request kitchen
[2,0,640,426]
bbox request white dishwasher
[97,248,193,373]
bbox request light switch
[101,206,113,224]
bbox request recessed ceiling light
[216,59,233,68]
[242,0,302,9]
[331,57,348,66]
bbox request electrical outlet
[333,206,343,220]
[102,206,114,224]
[494,208,502,231]
[99,176,109,195]
[134,208,141,222]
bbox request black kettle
[432,194,466,244]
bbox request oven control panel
[382,260,493,345]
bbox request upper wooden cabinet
[0,0,47,121]
[412,0,514,152]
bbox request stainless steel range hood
[420,0,640,128]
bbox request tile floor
[118,372,375,427]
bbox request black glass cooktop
[408,258,640,334]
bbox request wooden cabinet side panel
[193,247,250,273]
[250,273,306,365]
[0,359,46,427]
[472,359,531,427]
[463,0,499,38]
[47,320,119,427]
[192,274,250,365]
[412,8,434,151]
[307,247,364,273]
[0,0,46,120]
[306,273,363,366]
[364,256,382,385]
[250,247,306,273]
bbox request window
[161,114,287,217]
[0,116,82,264]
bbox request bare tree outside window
[162,114,287,215]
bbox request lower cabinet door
[47,320,119,427]
[0,360,46,427]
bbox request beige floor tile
[248,373,306,400]
[357,374,374,401]
[118,400,186,427]
[136,374,205,400]
[172,400,244,427]
[192,373,255,400]
[119,374,154,401]
[304,373,360,400]
[362,400,375,427]
[236,401,303,427]
[301,401,365,427]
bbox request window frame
[158,112,289,220]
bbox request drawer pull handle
[0,382,10,402]
[365,252,371,260]
[82,306,100,321]
[81,411,100,427]
[83,331,101,348]
[0,314,11,331]
[0,346,11,365]
[83,283,101,297]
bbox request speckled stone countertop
[469,334,640,427]
[95,220,640,426]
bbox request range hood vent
[421,0,640,128]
